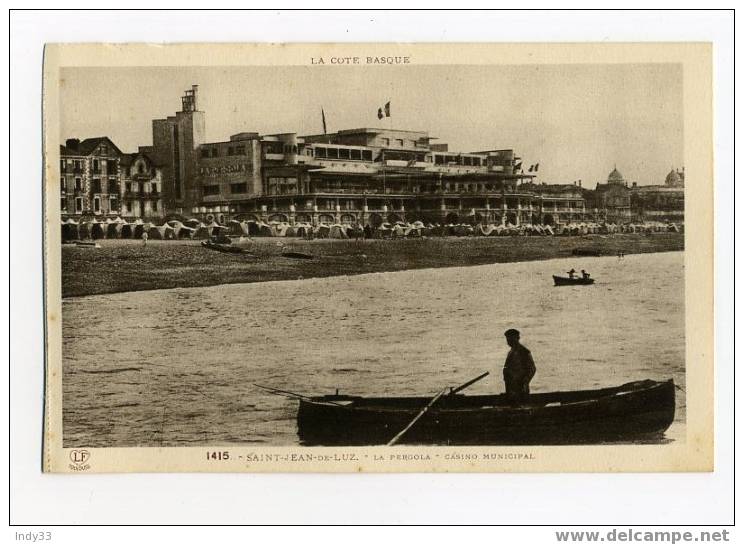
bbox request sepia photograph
[41,42,713,473]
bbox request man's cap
[504,328,520,338]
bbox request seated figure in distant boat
[567,268,577,279]
[581,269,590,279]
[502,329,536,404]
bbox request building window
[230,182,248,194]
[327,148,339,159]
[211,148,219,157]
[60,159,66,173]
[236,145,246,155]
[138,163,145,174]
[201,148,210,158]
[110,197,118,211]
[362,150,373,161]
[93,159,100,173]
[73,160,81,172]
[75,198,83,213]
[381,138,390,146]
[315,147,327,158]
[350,149,362,160]
[92,179,101,193]
[60,178,66,191]
[93,197,101,213]
[75,178,82,191]
[396,139,404,147]
[338,148,350,159]
[125,182,131,193]
[203,185,220,196]
[60,198,66,210]
[152,200,158,211]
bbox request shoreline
[61,233,684,298]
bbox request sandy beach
[60,232,684,298]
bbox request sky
[59,64,683,188]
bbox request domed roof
[607,167,625,184]
[665,169,682,186]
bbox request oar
[387,388,448,446]
[253,384,346,406]
[449,371,489,395]
[387,372,490,446]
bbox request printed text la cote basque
[311,56,411,65]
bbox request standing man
[502,329,536,404]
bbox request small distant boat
[201,240,254,255]
[281,251,314,259]
[553,275,595,286]
[293,379,675,446]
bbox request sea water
[62,251,685,447]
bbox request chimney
[191,84,199,110]
[65,138,80,150]
[579,180,582,188]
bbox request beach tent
[193,224,212,239]
[272,223,291,237]
[61,218,79,242]
[315,224,330,238]
[178,225,197,239]
[227,220,246,237]
[86,220,105,240]
[392,224,406,238]
[106,220,125,239]
[478,224,495,236]
[167,220,190,239]
[183,218,202,229]
[329,224,348,239]
[148,223,176,240]
[167,221,197,239]
[245,221,273,237]
[295,225,310,238]
[133,222,151,239]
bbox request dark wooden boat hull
[296,379,675,446]
[201,241,253,255]
[282,251,314,259]
[553,275,595,286]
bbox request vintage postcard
[43,43,713,473]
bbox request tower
[151,85,205,214]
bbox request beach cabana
[148,223,176,240]
[329,224,349,239]
[313,224,328,238]
[61,219,79,242]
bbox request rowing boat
[553,275,595,286]
[295,379,675,446]
[201,240,254,255]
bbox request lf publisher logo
[69,449,91,471]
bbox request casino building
[149,86,594,226]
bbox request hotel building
[149,86,594,226]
